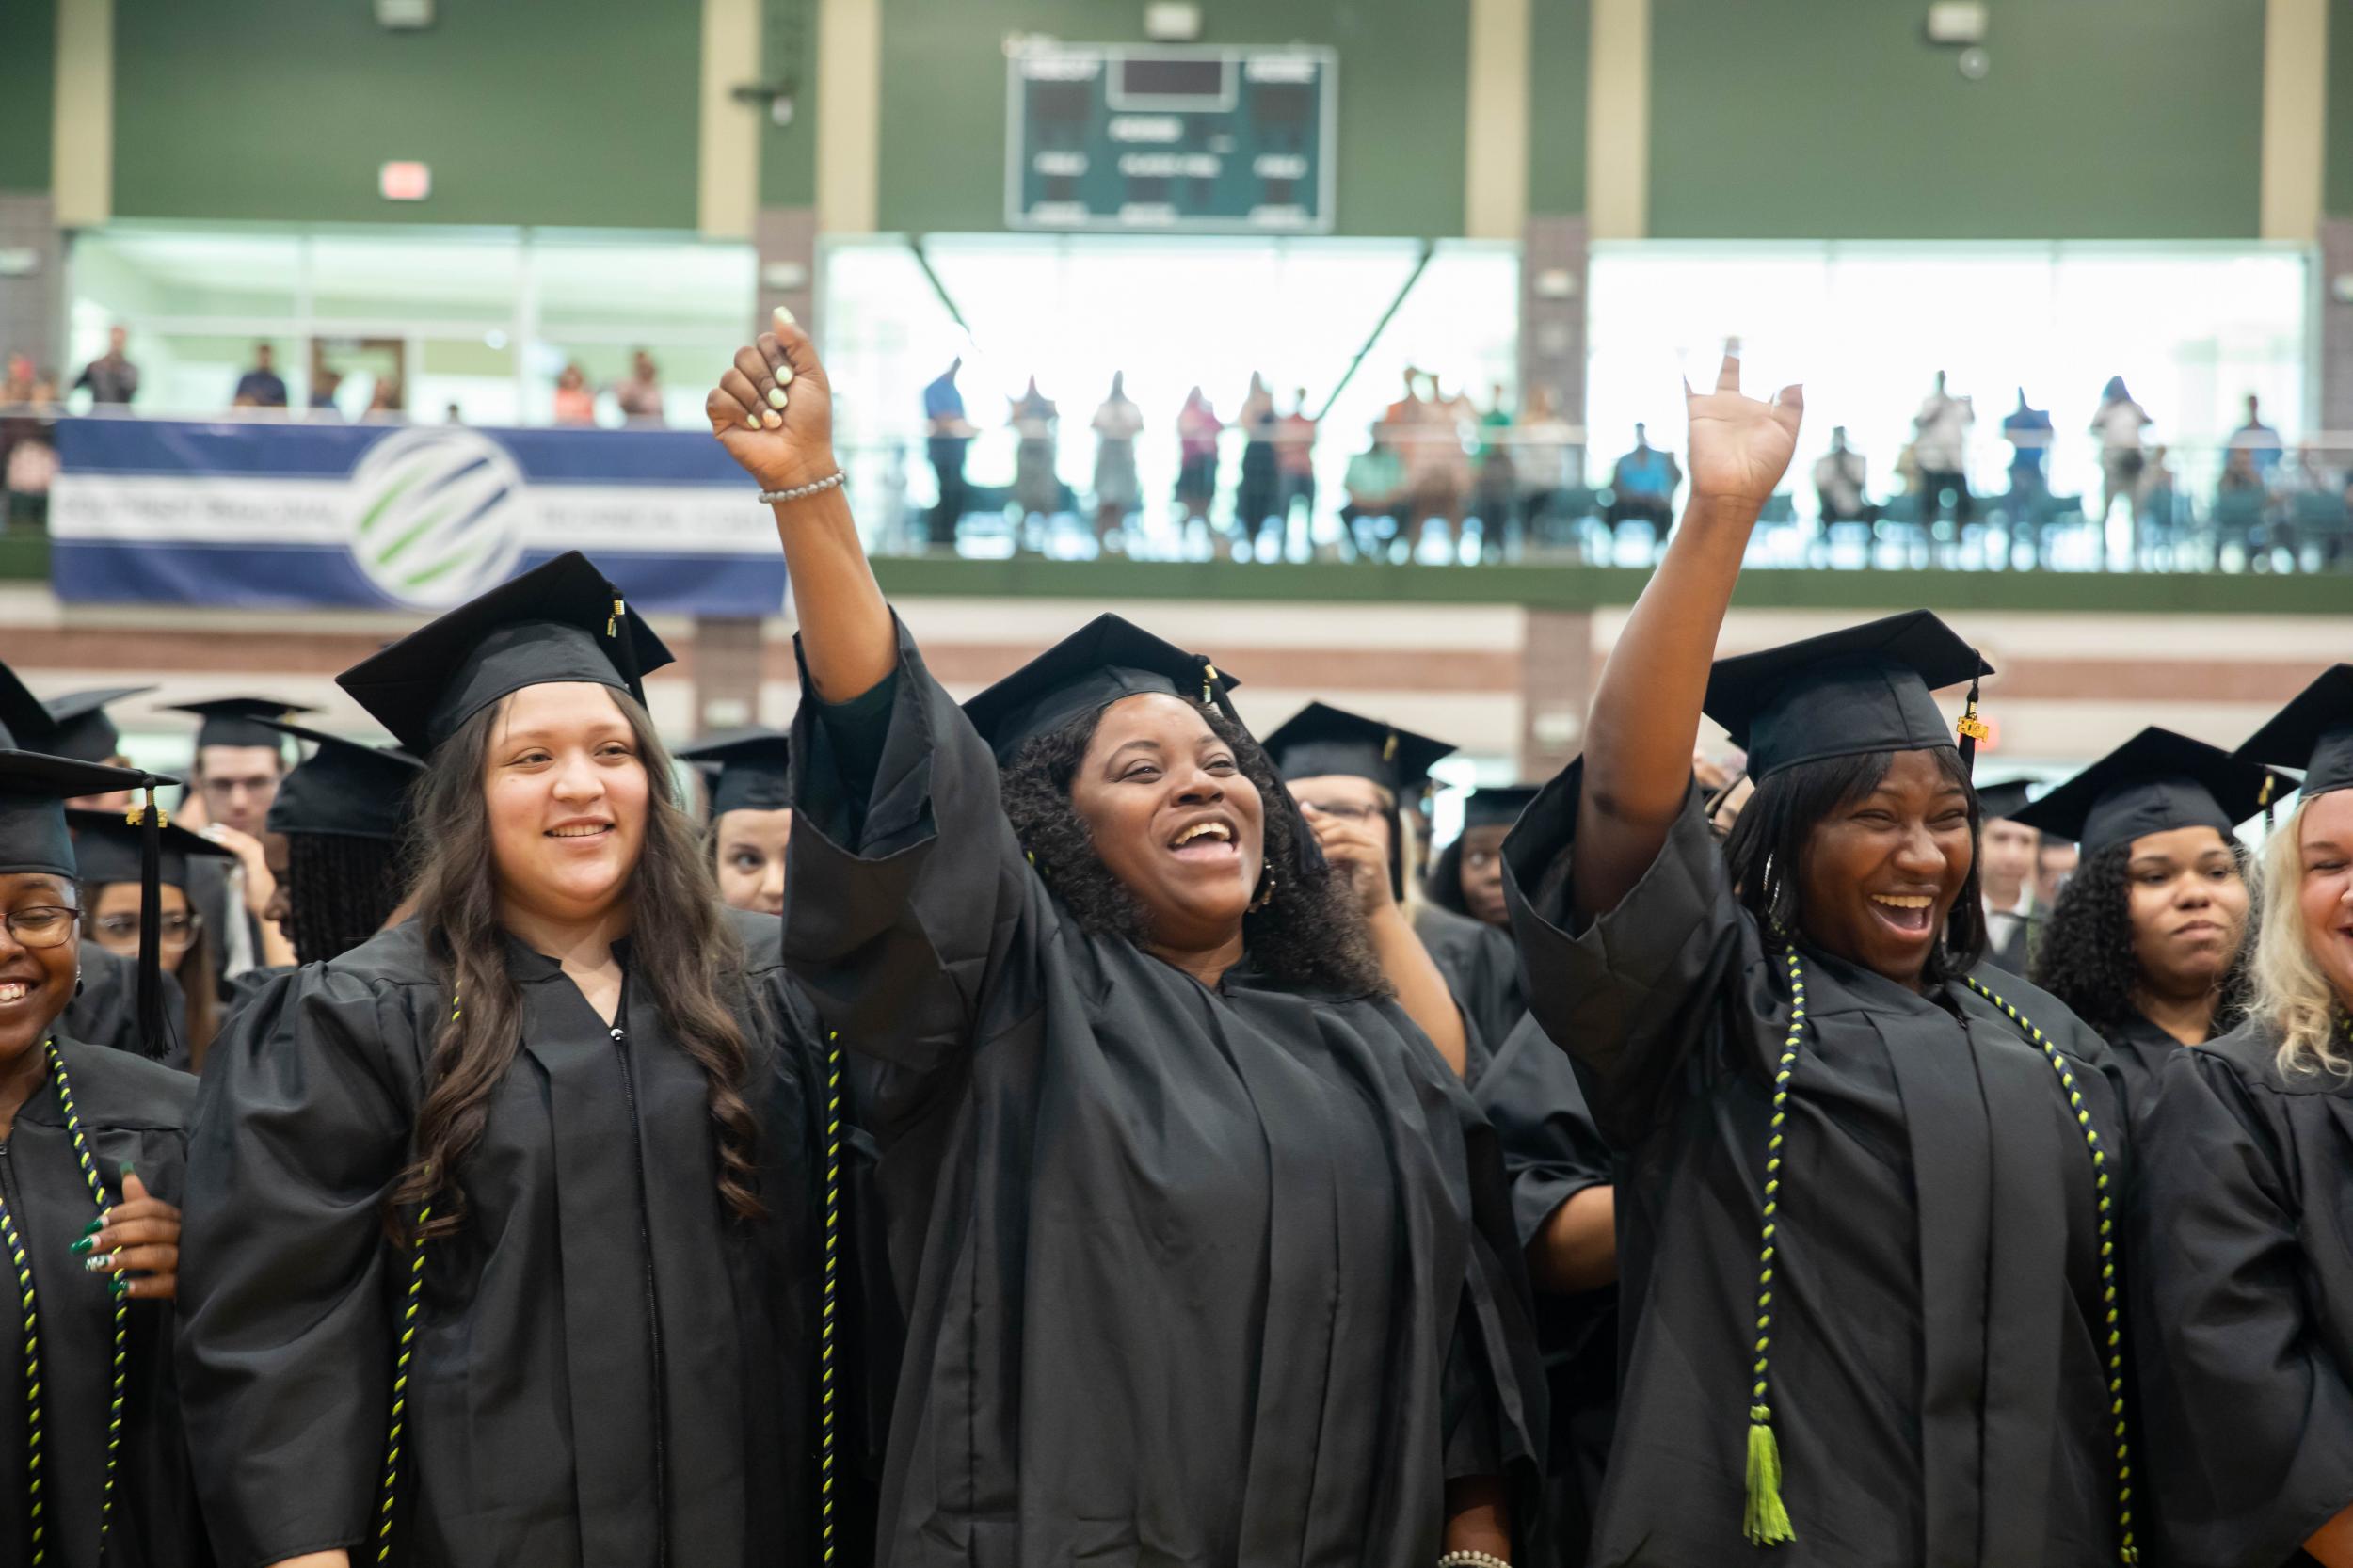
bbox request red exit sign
[379,161,431,201]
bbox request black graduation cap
[0,752,181,1054]
[256,720,426,841]
[68,808,235,889]
[1974,778,2039,823]
[1462,784,1541,832]
[335,551,675,756]
[962,613,1240,764]
[1261,701,1455,800]
[0,664,61,752]
[163,696,316,752]
[2012,727,2289,857]
[38,686,154,762]
[2236,664,2353,800]
[1703,610,1993,781]
[676,728,792,816]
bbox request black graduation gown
[1419,903,1528,1052]
[1469,1014,1618,1568]
[183,856,261,989]
[0,1037,206,1567]
[1503,765,2133,1568]
[2132,1018,2353,1568]
[1986,906,2040,977]
[175,916,843,1568]
[2098,1006,2197,1110]
[783,622,1543,1568]
[64,939,186,1061]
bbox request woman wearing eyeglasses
[72,811,234,1071]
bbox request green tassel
[1744,1406,1795,1546]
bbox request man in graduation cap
[166,696,311,986]
[1501,349,2139,1568]
[2132,666,2353,1568]
[1974,776,2042,973]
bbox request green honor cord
[375,998,845,1563]
[2,1040,132,1566]
[1742,958,2139,1565]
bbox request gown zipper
[611,1012,671,1566]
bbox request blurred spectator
[552,363,597,426]
[2090,376,2153,533]
[1604,423,1681,540]
[1341,434,1404,559]
[1175,387,1222,532]
[1274,387,1319,546]
[1009,376,1062,525]
[1380,366,1423,435]
[1401,376,1470,554]
[365,377,406,421]
[444,402,465,424]
[1470,383,1518,553]
[72,325,139,408]
[2228,393,2281,478]
[2036,838,2078,909]
[2138,443,2180,548]
[1513,385,1577,546]
[2217,443,2264,502]
[232,344,288,408]
[1235,374,1280,555]
[921,359,974,551]
[1813,426,1876,525]
[612,348,664,426]
[1089,372,1144,550]
[308,367,344,419]
[2001,388,2053,505]
[2,359,58,532]
[1912,370,1974,527]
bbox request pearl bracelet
[757,470,847,505]
[1436,1554,1512,1568]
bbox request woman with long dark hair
[2132,666,2353,1568]
[1500,350,2137,1565]
[2018,727,2279,1092]
[0,751,203,1567]
[176,552,852,1568]
[705,312,1540,1566]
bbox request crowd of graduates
[5,317,2353,1568]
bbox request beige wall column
[698,0,762,239]
[815,0,881,235]
[1585,0,1648,241]
[1465,0,1531,240]
[2261,0,2329,241]
[52,0,112,229]
[692,615,770,735]
[1520,607,1596,779]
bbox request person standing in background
[2090,375,2153,539]
[1088,372,1145,552]
[552,362,597,425]
[72,324,140,408]
[922,357,975,552]
[1812,425,1875,528]
[1174,385,1223,538]
[1234,373,1281,558]
[1604,423,1681,547]
[1973,779,2042,973]
[612,347,665,425]
[1472,383,1520,558]
[1009,375,1063,539]
[1513,384,1577,550]
[1911,370,1974,532]
[2228,392,2281,479]
[231,344,288,408]
[1274,387,1320,553]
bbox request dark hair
[77,882,217,1068]
[1721,745,1988,985]
[998,699,1386,998]
[387,688,764,1241]
[2031,836,2255,1039]
[286,831,408,965]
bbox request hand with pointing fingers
[1684,344,1803,515]
[707,307,840,496]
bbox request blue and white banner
[51,418,787,616]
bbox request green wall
[109,0,704,229]
[0,0,56,192]
[2329,0,2353,216]
[1645,0,2265,239]
[1526,0,1587,215]
[875,0,1470,237]
[760,0,820,206]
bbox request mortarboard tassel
[1955,675,1988,776]
[128,783,168,1058]
[2260,771,2278,831]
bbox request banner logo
[347,425,529,608]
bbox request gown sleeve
[1474,1013,1616,1252]
[175,961,416,1568]
[2132,1046,2353,1568]
[783,614,1044,1087]
[1499,760,1752,1143]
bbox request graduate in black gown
[162,698,309,988]
[0,749,206,1567]
[2014,728,2281,1097]
[1501,351,2138,1568]
[1974,779,2045,974]
[677,728,793,919]
[1425,784,1538,1046]
[2133,666,2353,1568]
[72,811,235,1071]
[706,312,1543,1567]
[175,552,856,1568]
[247,718,423,972]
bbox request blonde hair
[2252,794,2353,1077]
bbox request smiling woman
[175,552,865,1568]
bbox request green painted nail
[119,1160,135,1180]
[69,1235,95,1256]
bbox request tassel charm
[1199,661,1218,703]
[607,597,624,638]
[1744,1406,1795,1545]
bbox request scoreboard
[1005,41,1337,233]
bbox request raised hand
[1684,348,1802,515]
[707,307,839,494]
[1303,806,1394,920]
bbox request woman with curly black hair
[706,312,1542,1568]
[2016,727,2280,1095]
